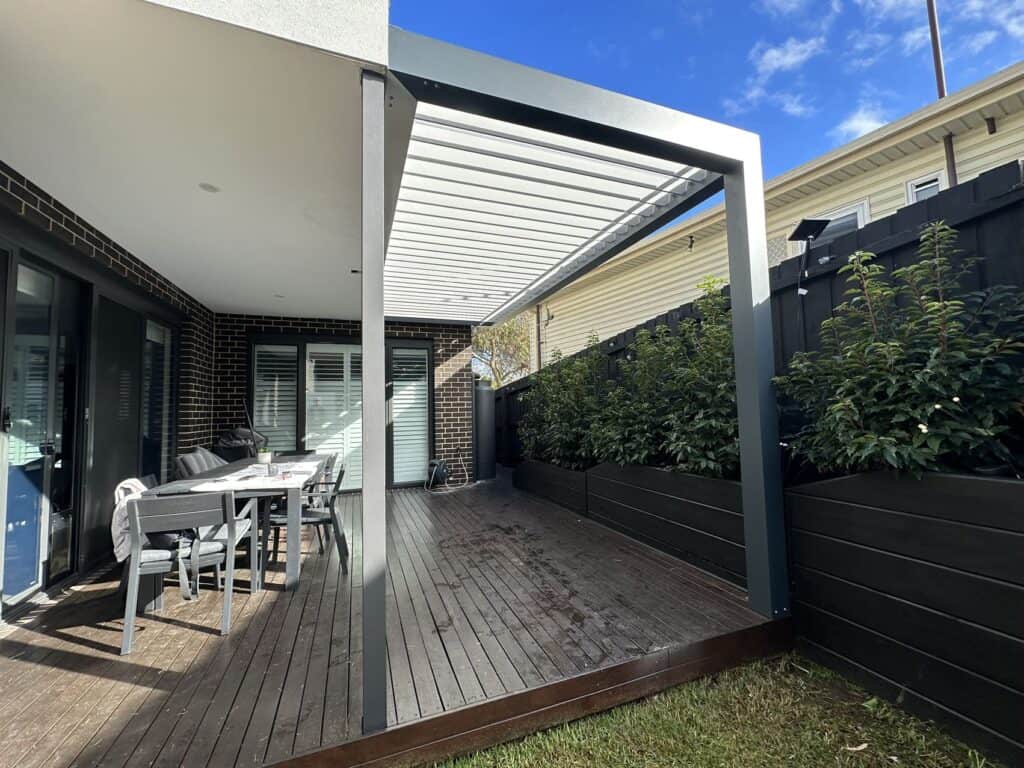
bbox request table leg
[250,497,261,594]
[286,487,301,590]
[138,573,164,613]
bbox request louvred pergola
[0,3,787,734]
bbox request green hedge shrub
[591,325,680,467]
[665,279,740,478]
[519,336,605,470]
[776,221,1024,474]
[590,278,740,478]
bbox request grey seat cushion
[139,547,177,563]
[178,539,228,558]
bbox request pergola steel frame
[357,28,789,734]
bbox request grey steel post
[723,143,790,619]
[360,69,388,734]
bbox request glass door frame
[0,252,60,605]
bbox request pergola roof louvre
[384,102,718,324]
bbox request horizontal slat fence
[495,160,1024,465]
[586,464,746,586]
[786,474,1024,766]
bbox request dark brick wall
[0,160,216,451]
[212,314,475,481]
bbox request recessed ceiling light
[198,182,220,193]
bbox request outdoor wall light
[788,218,831,292]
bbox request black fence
[495,160,1024,464]
[787,473,1024,765]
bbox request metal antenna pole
[927,0,958,186]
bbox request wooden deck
[0,479,783,768]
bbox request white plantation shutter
[253,345,298,451]
[345,351,363,490]
[305,344,362,490]
[391,348,429,484]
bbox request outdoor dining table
[146,452,328,592]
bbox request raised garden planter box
[786,471,1024,766]
[586,463,746,586]
[513,459,587,513]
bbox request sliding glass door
[389,347,430,485]
[250,337,432,489]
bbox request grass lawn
[438,656,997,768]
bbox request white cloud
[750,36,827,77]
[963,29,1000,54]
[831,101,887,142]
[853,0,924,21]
[959,0,1024,41]
[900,25,930,55]
[776,92,817,117]
[724,86,816,118]
[759,0,808,13]
[725,34,826,117]
[847,30,892,68]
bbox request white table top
[190,459,324,493]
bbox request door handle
[38,442,55,456]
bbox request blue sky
[391,0,1023,183]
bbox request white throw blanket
[111,478,148,563]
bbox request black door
[81,297,142,569]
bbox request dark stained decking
[0,480,771,768]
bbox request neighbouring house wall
[211,314,475,480]
[0,159,216,451]
[530,102,1024,366]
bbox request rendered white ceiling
[0,0,365,320]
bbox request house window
[795,200,869,253]
[906,171,947,204]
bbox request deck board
[0,478,769,768]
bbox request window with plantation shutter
[305,344,362,490]
[390,347,429,484]
[253,344,298,451]
[249,337,430,490]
